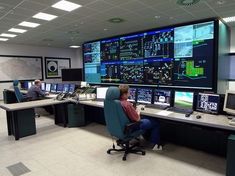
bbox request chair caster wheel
[107,150,111,154]
[142,151,146,155]
[122,157,126,161]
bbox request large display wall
[83,19,217,90]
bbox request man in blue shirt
[27,80,46,100]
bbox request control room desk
[0,99,70,140]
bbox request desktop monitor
[56,83,64,93]
[63,84,69,93]
[27,82,32,89]
[223,90,235,116]
[21,81,28,89]
[196,93,220,114]
[96,87,109,99]
[45,83,51,92]
[68,84,75,93]
[174,91,194,109]
[128,88,137,102]
[137,88,152,104]
[41,82,45,91]
[154,89,171,106]
[50,83,57,93]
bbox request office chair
[104,87,145,161]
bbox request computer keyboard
[145,104,169,110]
[167,107,193,114]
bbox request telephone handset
[56,93,66,101]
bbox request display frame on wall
[0,55,43,83]
[45,57,71,79]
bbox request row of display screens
[83,20,215,90]
[23,81,75,94]
[96,87,220,114]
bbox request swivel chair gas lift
[104,87,145,161]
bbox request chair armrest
[124,121,141,134]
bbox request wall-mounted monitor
[61,68,82,81]
[83,19,216,90]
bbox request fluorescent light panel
[223,16,235,22]
[0,33,17,38]
[0,38,8,41]
[33,12,57,21]
[52,0,82,12]
[8,28,27,33]
[19,21,40,28]
[70,45,80,48]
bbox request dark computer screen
[68,84,75,93]
[174,91,194,109]
[22,81,28,89]
[56,83,64,93]
[137,88,152,104]
[226,93,235,110]
[128,88,137,102]
[51,83,57,93]
[154,89,171,106]
[41,82,45,91]
[45,83,51,92]
[61,69,82,81]
[63,84,69,93]
[196,93,220,114]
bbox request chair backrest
[104,87,130,140]
[13,80,24,102]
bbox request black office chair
[104,87,145,161]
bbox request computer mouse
[141,107,145,111]
[196,115,202,119]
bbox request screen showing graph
[83,20,215,89]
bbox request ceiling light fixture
[223,16,235,23]
[70,45,80,48]
[52,0,82,12]
[19,21,40,28]
[8,28,27,33]
[108,18,125,23]
[33,12,58,21]
[0,38,8,41]
[177,0,200,6]
[0,33,17,38]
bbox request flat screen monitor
[128,88,137,102]
[22,81,28,89]
[137,88,152,104]
[68,84,75,93]
[51,83,57,93]
[63,84,69,93]
[154,89,171,106]
[196,93,220,114]
[96,87,108,99]
[45,83,51,92]
[56,83,64,93]
[61,68,82,81]
[174,91,194,109]
[223,90,235,116]
[27,82,32,89]
[41,82,45,91]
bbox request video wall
[83,20,216,89]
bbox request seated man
[119,84,162,151]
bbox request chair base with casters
[107,139,145,161]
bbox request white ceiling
[0,0,235,48]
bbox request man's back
[27,85,44,100]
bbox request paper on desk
[155,110,173,116]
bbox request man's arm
[124,103,140,122]
[35,87,45,97]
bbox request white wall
[229,27,235,90]
[0,43,83,99]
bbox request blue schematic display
[128,87,137,102]
[137,88,152,104]
[83,20,215,89]
[154,89,171,106]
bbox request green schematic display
[186,60,204,77]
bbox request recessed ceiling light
[19,21,40,28]
[0,38,8,41]
[223,16,235,22]
[52,0,82,12]
[0,33,17,38]
[217,0,226,5]
[108,18,125,23]
[8,28,27,33]
[70,45,80,48]
[177,0,200,6]
[104,28,108,31]
[33,12,57,21]
[154,16,160,19]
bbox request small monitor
[41,82,45,91]
[51,83,57,93]
[154,89,171,106]
[223,90,235,116]
[45,83,51,92]
[28,82,32,89]
[174,91,194,109]
[56,83,64,93]
[137,88,152,104]
[128,88,137,102]
[68,84,75,93]
[96,87,109,99]
[63,84,69,93]
[196,93,220,114]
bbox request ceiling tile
[86,0,114,12]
